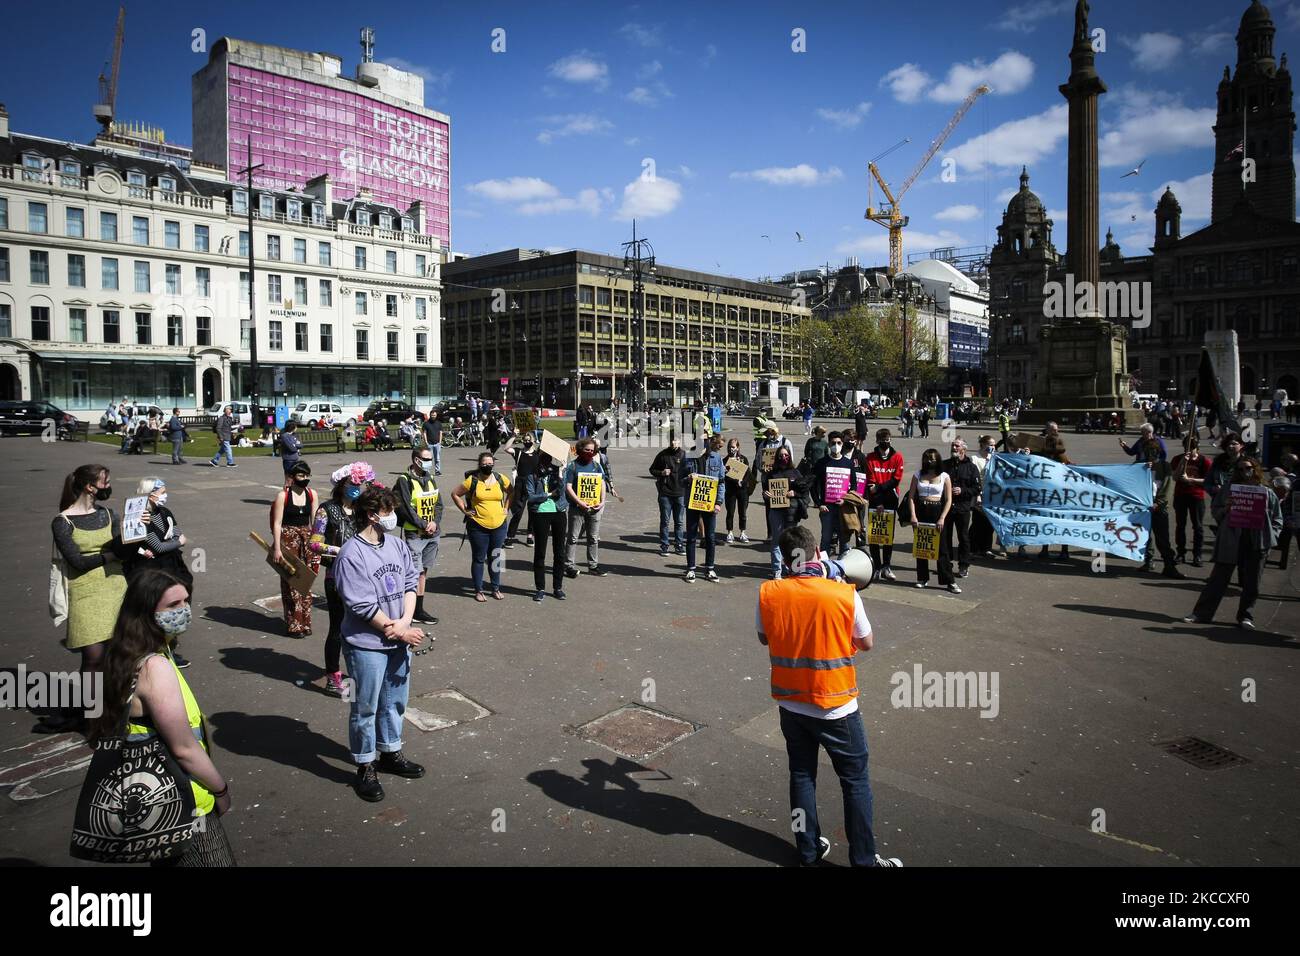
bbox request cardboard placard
[767,477,790,509]
[249,531,317,594]
[913,523,941,561]
[576,472,603,508]
[688,473,720,512]
[121,496,150,544]
[726,457,750,482]
[840,504,862,532]
[539,428,572,464]
[867,508,896,546]
[1014,432,1048,454]
[513,409,538,435]
[1227,483,1268,530]
[761,448,777,472]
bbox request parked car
[0,400,80,438]
[361,399,427,428]
[428,400,474,424]
[290,401,354,429]
[206,401,254,431]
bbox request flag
[1195,348,1240,437]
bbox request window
[293,238,306,264]
[401,217,413,233]
[0,198,7,229]
[31,306,51,340]
[22,153,45,182]
[164,220,180,249]
[294,276,307,305]
[311,203,325,226]
[416,332,427,362]
[135,312,151,345]
[318,241,332,266]
[29,202,48,233]
[267,235,281,260]
[66,207,85,238]
[232,190,248,214]
[356,209,371,227]
[68,308,87,342]
[132,216,149,245]
[102,310,120,343]
[379,213,393,230]
[194,224,209,253]
[0,247,8,282]
[354,246,367,270]
[167,314,183,346]
[287,199,302,222]
[386,294,398,317]
[268,320,283,350]
[356,328,369,360]
[240,319,250,350]
[356,291,368,315]
[68,254,86,288]
[259,194,274,218]
[415,297,426,321]
[236,230,248,257]
[196,315,212,346]
[319,279,332,306]
[196,266,210,297]
[385,250,397,274]
[159,175,177,194]
[239,271,250,304]
[164,263,180,295]
[387,330,399,361]
[320,323,333,352]
[580,286,595,306]
[415,254,427,276]
[134,261,150,293]
[268,274,282,301]
[295,322,308,351]
[30,250,49,284]
[0,304,9,337]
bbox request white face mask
[155,493,168,507]
[375,512,398,532]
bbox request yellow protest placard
[913,523,940,561]
[725,457,749,482]
[761,448,777,472]
[688,473,719,512]
[867,509,895,546]
[513,409,538,435]
[767,477,790,509]
[413,486,440,522]
[576,472,603,508]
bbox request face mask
[578,451,594,463]
[478,464,493,475]
[418,459,433,472]
[375,512,398,532]
[155,493,168,507]
[95,486,113,501]
[344,484,363,501]
[155,604,191,638]
[830,444,843,454]
[294,478,310,488]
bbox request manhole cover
[670,616,712,631]
[1156,737,1249,771]
[573,704,699,760]
[404,689,492,732]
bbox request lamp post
[235,138,264,420]
[622,219,655,412]
[895,275,915,402]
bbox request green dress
[64,515,127,649]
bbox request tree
[799,308,883,403]
[876,303,943,398]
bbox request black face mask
[94,486,113,501]
[294,478,310,488]
[478,464,493,476]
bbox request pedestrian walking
[209,406,237,467]
[394,448,443,626]
[279,421,303,477]
[451,452,513,602]
[651,435,687,556]
[165,407,188,465]
[995,408,1013,451]
[270,462,321,636]
[423,411,444,476]
[89,568,235,865]
[723,438,751,544]
[526,452,568,601]
[908,448,958,592]
[803,401,815,435]
[854,402,869,444]
[333,486,427,802]
[757,523,901,868]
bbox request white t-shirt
[914,470,950,498]
[756,590,871,720]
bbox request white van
[290,401,355,429]
[206,401,254,429]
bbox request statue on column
[1074,0,1090,44]
[761,334,774,373]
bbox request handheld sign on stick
[249,531,317,593]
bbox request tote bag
[48,516,71,627]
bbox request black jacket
[811,455,862,507]
[650,447,686,497]
[943,456,982,514]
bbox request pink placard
[1227,484,1267,530]
[824,466,851,505]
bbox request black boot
[354,763,385,802]
[1162,562,1186,579]
[377,751,425,778]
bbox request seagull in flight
[1121,159,1147,179]
[760,234,771,241]
[795,231,804,242]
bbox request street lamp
[622,220,655,412]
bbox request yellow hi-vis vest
[402,474,440,533]
[126,651,214,816]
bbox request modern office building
[0,104,452,415]
[192,32,451,247]
[441,249,810,408]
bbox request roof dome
[1006,166,1046,218]
[1241,0,1273,30]
[1157,186,1181,209]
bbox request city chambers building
[989,0,1300,402]
[441,248,810,408]
[0,105,451,416]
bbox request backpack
[465,470,509,507]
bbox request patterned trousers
[279,525,319,635]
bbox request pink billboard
[227,64,449,245]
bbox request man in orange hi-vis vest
[757,523,903,868]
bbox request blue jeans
[429,442,442,473]
[766,507,797,575]
[467,518,507,592]
[780,706,877,866]
[819,508,850,556]
[342,644,411,765]
[686,508,717,570]
[210,440,234,465]
[658,494,685,550]
[171,438,184,463]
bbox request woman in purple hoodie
[333,486,427,803]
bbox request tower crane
[865,83,990,275]
[93,6,126,129]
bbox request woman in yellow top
[451,451,513,602]
[90,568,235,866]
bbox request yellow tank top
[126,651,214,816]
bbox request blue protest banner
[981,453,1153,560]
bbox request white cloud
[947,103,1069,174]
[997,187,1019,204]
[995,0,1073,33]
[1121,33,1184,72]
[626,82,673,106]
[467,178,559,203]
[619,23,663,48]
[730,164,844,186]
[676,164,696,179]
[1098,90,1216,167]
[1046,208,1068,223]
[380,58,452,92]
[701,43,718,67]
[1102,190,1149,227]
[617,177,682,219]
[637,60,663,80]
[624,137,641,147]
[1152,172,1212,221]
[934,204,981,222]
[930,51,1035,102]
[880,63,931,104]
[537,113,614,144]
[518,187,613,217]
[1192,32,1232,56]
[817,101,872,129]
[836,229,968,259]
[547,52,609,89]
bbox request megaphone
[836,548,875,590]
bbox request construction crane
[865,83,990,275]
[93,6,126,129]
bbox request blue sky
[2,0,1296,279]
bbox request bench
[297,428,345,454]
[62,421,90,442]
[353,432,423,453]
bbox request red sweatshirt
[864,447,905,505]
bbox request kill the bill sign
[689,474,719,512]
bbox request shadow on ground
[208,711,354,785]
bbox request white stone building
[0,105,450,419]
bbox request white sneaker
[873,854,903,867]
[684,570,696,583]
[705,569,719,582]
[739,532,750,543]
[726,532,735,544]
[947,583,962,594]
[881,567,897,582]
[915,581,926,589]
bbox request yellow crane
[865,84,990,275]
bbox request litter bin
[936,402,951,420]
